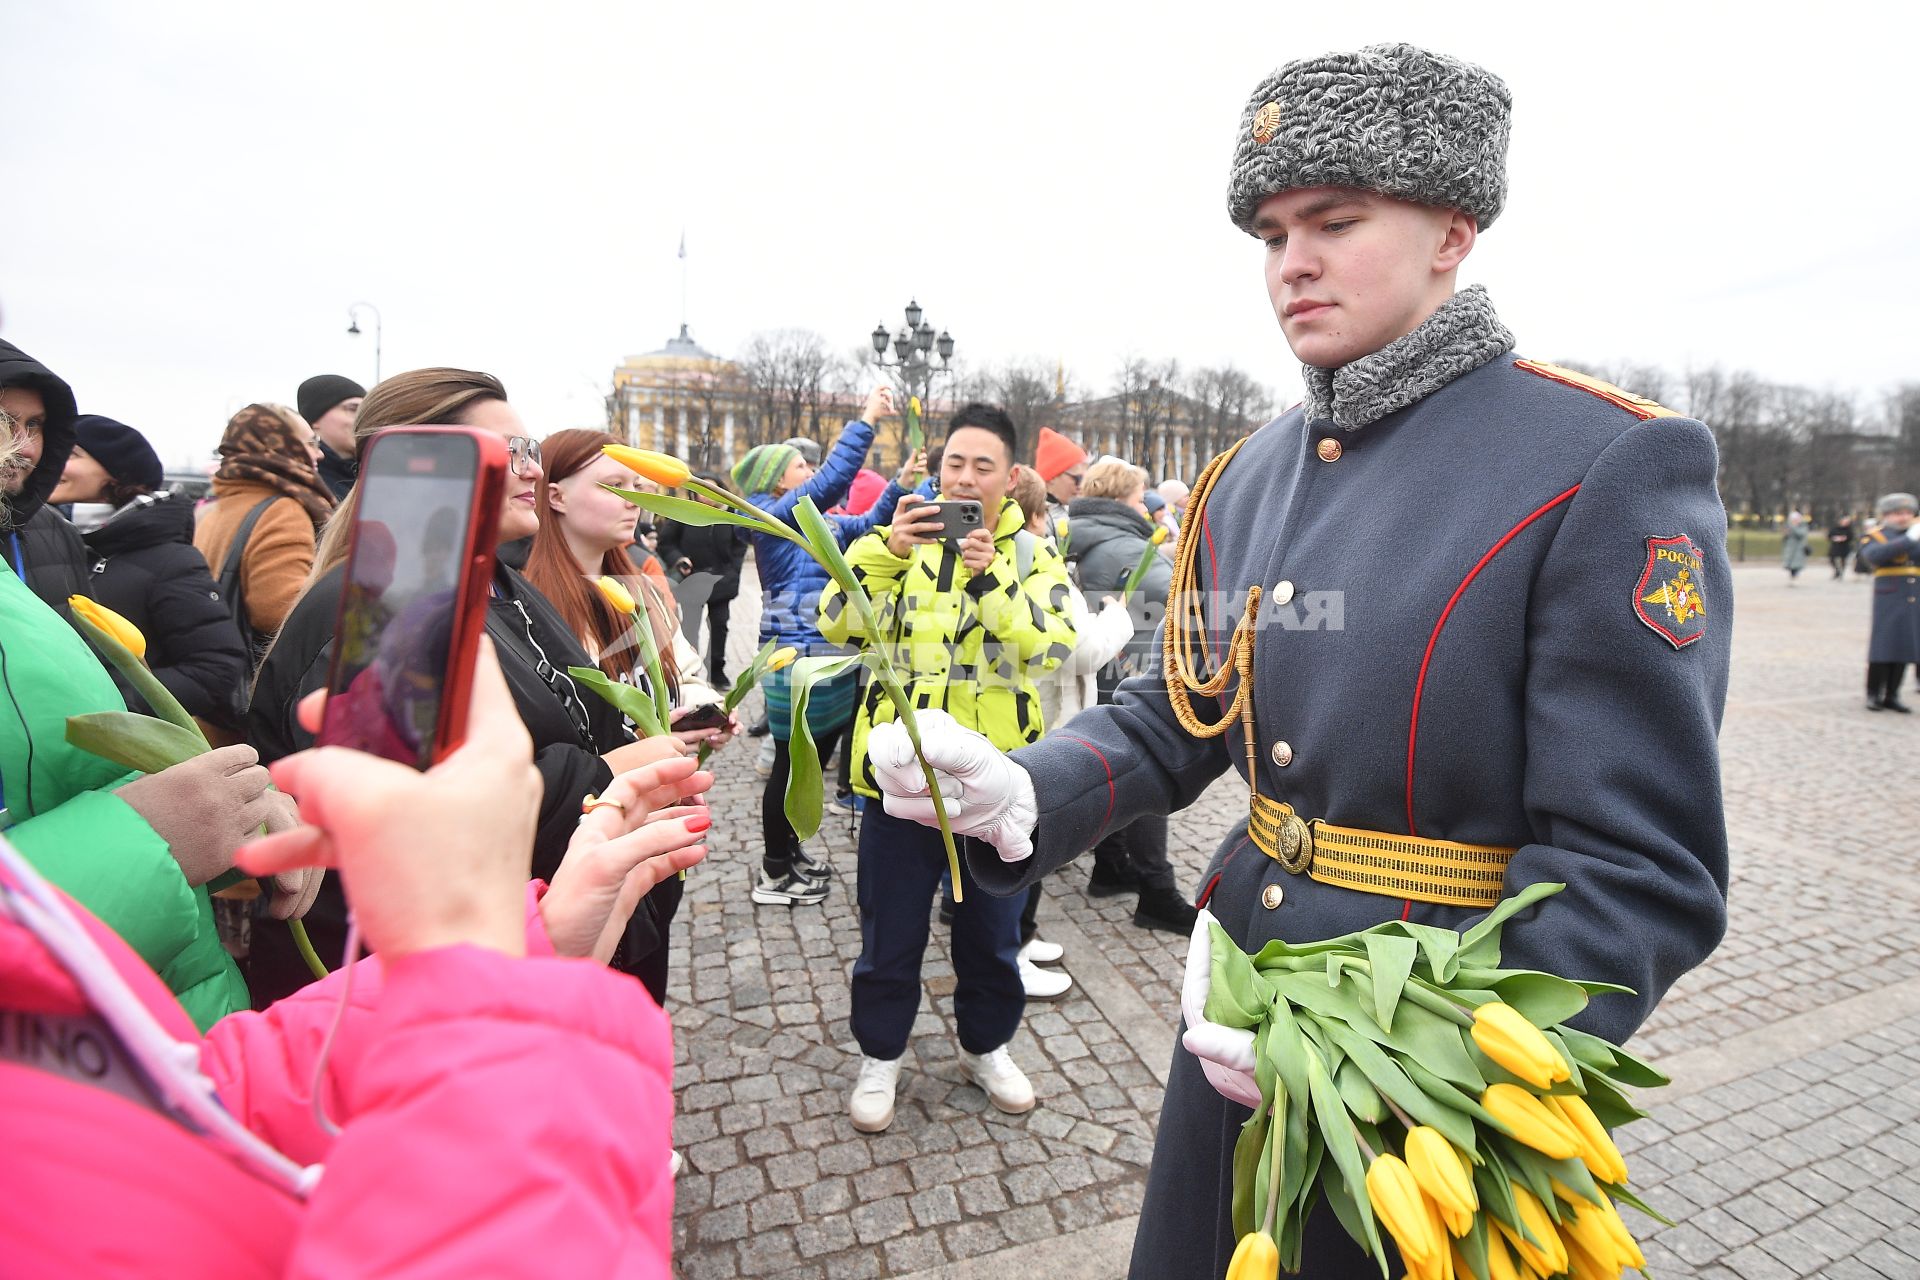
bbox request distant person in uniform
[1828,513,1855,579]
[1860,492,1919,712]
[866,42,1731,1278]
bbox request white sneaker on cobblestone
[1019,938,1064,965]
[959,1045,1036,1115]
[755,737,776,777]
[1019,954,1073,1000]
[850,1055,904,1133]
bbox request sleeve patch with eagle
[1635,534,1709,649]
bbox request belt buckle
[1276,813,1314,874]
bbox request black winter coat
[0,340,86,617]
[657,518,746,603]
[80,492,250,727]
[243,560,683,1005]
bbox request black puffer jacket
[244,560,683,1005]
[80,492,251,727]
[0,340,88,615]
[657,518,747,603]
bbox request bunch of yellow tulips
[1206,882,1668,1280]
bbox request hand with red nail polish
[540,757,716,963]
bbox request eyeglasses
[507,436,542,478]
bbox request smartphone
[318,428,507,770]
[673,702,731,732]
[922,499,984,542]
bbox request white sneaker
[850,1055,904,1133]
[1019,938,1064,965]
[755,737,776,777]
[670,1149,684,1178]
[1019,954,1073,1000]
[959,1044,1036,1115]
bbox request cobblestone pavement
[665,559,1917,1278]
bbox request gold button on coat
[1316,437,1343,463]
[1270,741,1293,767]
[1261,883,1284,909]
[1273,579,1295,605]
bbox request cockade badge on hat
[1251,100,1283,144]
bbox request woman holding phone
[248,369,689,1007]
[521,428,734,749]
[733,387,920,907]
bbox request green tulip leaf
[1492,1135,1566,1224]
[1459,1208,1492,1280]
[1455,880,1564,969]
[1606,1181,1676,1229]
[67,612,206,741]
[1451,967,1591,1027]
[566,666,665,737]
[1323,1022,1480,1155]
[1334,1057,1386,1125]
[1363,933,1417,1033]
[1474,1145,1525,1238]
[1302,1040,1387,1272]
[793,497,864,602]
[722,640,782,713]
[1318,1152,1375,1264]
[1205,920,1275,1029]
[1567,1068,1648,1130]
[783,653,867,841]
[607,487,776,537]
[66,711,208,775]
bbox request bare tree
[738,329,846,451]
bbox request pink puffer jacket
[0,884,674,1278]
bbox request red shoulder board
[1514,360,1680,421]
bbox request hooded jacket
[0,339,90,615]
[0,869,675,1278]
[0,563,248,1029]
[1064,494,1173,697]
[81,491,251,727]
[820,496,1077,798]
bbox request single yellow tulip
[1471,1002,1570,1089]
[1546,1093,1630,1185]
[594,575,638,617]
[1223,1228,1279,1280]
[1150,524,1170,545]
[1592,1192,1646,1270]
[1480,1083,1583,1160]
[1562,1229,1624,1280]
[601,443,691,488]
[69,595,147,660]
[1366,1154,1441,1272]
[1404,1127,1477,1237]
[767,647,798,673]
[909,395,923,417]
[1495,1186,1568,1277]
[1560,1201,1629,1278]
[1054,517,1069,539]
[1482,1228,1523,1280]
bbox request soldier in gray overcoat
[865,42,1731,1279]
[1861,492,1919,711]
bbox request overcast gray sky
[4,0,1914,469]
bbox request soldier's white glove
[868,710,1038,863]
[1180,908,1262,1109]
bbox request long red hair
[524,428,679,694]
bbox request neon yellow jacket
[820,497,1076,797]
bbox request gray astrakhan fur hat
[1877,492,1918,516]
[1228,42,1512,235]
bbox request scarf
[1302,285,1515,432]
[213,405,335,529]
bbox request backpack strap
[217,498,278,596]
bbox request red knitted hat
[1033,427,1087,482]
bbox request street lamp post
[347,302,383,385]
[868,298,955,444]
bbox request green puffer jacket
[821,497,1077,797]
[0,565,248,1030]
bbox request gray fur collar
[1302,285,1515,432]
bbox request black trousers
[1869,662,1910,703]
[761,724,847,878]
[1091,814,1177,894]
[705,597,732,683]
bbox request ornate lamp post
[868,297,955,411]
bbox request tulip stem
[291,919,329,980]
[1262,1090,1285,1235]
[1383,1097,1417,1133]
[1352,1123,1378,1164]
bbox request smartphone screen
[320,430,499,770]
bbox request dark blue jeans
[851,805,1025,1061]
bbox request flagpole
[678,230,687,332]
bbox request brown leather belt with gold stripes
[1874,566,1919,577]
[1249,792,1515,909]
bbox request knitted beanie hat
[1033,427,1088,482]
[1227,42,1511,234]
[71,415,165,492]
[296,374,366,427]
[733,442,801,496]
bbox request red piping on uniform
[1406,485,1582,837]
[1061,735,1117,837]
[1400,899,1413,922]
